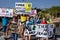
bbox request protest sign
[24,24,54,37]
[36,24,54,37]
[29,10,37,16]
[0,8,13,17]
[25,3,32,12]
[36,24,48,37]
[15,2,32,14]
[24,25,37,36]
[48,24,54,37]
[24,30,36,36]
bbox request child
[40,17,47,24]
[40,17,48,40]
[30,17,34,25]
[1,16,9,37]
[10,17,18,40]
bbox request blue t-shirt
[30,19,34,25]
[1,17,9,26]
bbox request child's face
[42,18,45,22]
[13,18,15,21]
[27,18,29,21]
[27,17,30,21]
[35,15,39,18]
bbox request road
[0,26,60,40]
[0,31,53,40]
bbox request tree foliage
[45,6,60,17]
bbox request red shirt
[40,21,47,24]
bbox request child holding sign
[40,17,48,40]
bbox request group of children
[0,14,52,40]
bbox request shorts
[3,26,7,32]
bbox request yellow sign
[25,3,32,8]
[25,3,32,12]
[21,16,26,22]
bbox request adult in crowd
[1,16,9,37]
[40,17,48,40]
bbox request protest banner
[36,24,48,37]
[15,2,32,14]
[36,24,54,38]
[24,24,54,38]
[0,8,13,17]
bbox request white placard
[36,24,54,37]
[15,2,32,14]
[29,10,37,16]
[15,2,25,8]
[36,24,48,37]
[24,25,37,36]
[24,24,54,38]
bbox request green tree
[45,6,60,17]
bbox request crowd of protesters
[0,14,53,40]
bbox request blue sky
[0,0,60,9]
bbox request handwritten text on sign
[24,24,54,38]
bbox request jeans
[12,33,18,40]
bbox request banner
[36,24,54,37]
[15,2,32,14]
[36,24,48,37]
[29,10,37,16]
[24,24,54,38]
[0,8,13,17]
